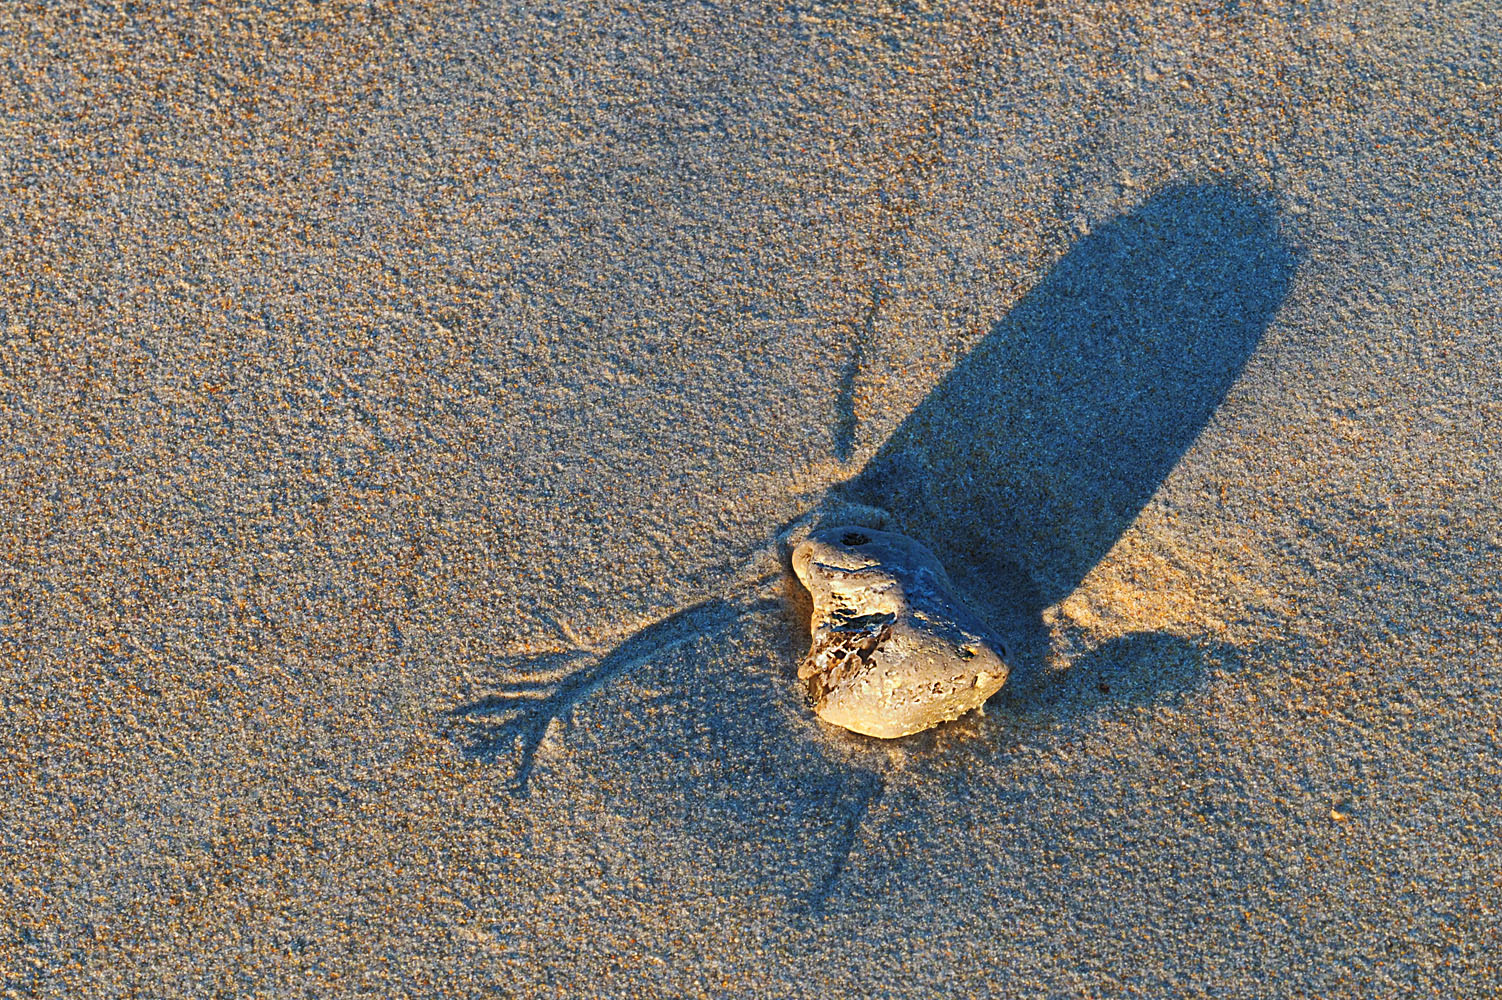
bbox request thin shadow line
[795,768,886,915]
[449,597,779,795]
[834,282,884,463]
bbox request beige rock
[791,525,1011,738]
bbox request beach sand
[3,2,1499,996]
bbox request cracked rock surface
[792,525,1011,738]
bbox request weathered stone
[791,525,1010,738]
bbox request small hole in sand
[841,532,870,546]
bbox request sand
[2,2,1499,996]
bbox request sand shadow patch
[446,597,776,796]
[839,182,1295,639]
[1004,630,1247,730]
[449,601,907,911]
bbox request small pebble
[792,525,1011,738]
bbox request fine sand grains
[3,2,1500,997]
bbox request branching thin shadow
[447,596,779,796]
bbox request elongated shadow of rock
[837,183,1295,665]
[451,182,1293,801]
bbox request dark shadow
[446,597,778,796]
[837,182,1295,655]
[1004,631,1246,725]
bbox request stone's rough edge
[790,522,1011,739]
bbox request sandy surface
[3,2,1500,996]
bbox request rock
[791,525,1010,738]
